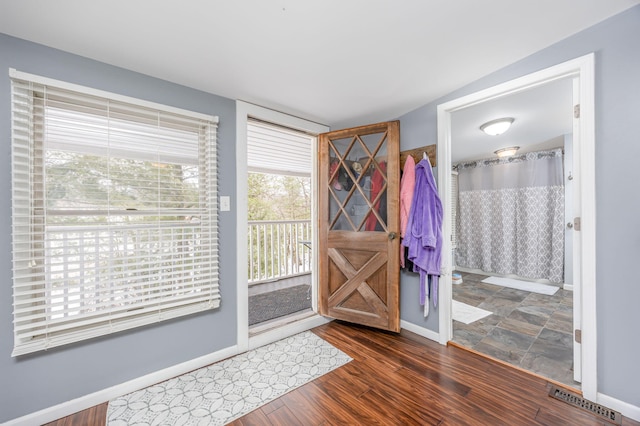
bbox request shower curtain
[455,149,564,283]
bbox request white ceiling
[451,77,573,163]
[1,1,638,129]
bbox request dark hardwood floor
[46,321,639,425]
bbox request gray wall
[0,34,238,422]
[398,5,640,408]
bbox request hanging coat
[402,158,443,316]
[399,155,416,268]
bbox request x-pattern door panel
[319,121,400,332]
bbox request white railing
[43,222,207,320]
[248,220,312,285]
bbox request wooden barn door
[318,121,400,332]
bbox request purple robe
[402,159,443,313]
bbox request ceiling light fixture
[494,146,520,157]
[480,117,514,136]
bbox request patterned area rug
[107,331,351,425]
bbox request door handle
[388,232,397,240]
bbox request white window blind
[10,70,220,356]
[247,118,314,176]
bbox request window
[10,70,220,356]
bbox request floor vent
[548,385,622,425]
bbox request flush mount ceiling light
[480,117,514,136]
[494,146,520,157]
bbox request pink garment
[399,155,416,267]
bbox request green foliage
[248,172,310,221]
[247,172,312,282]
[45,150,199,225]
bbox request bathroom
[448,77,579,389]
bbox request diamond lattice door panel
[318,121,400,332]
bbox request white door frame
[436,53,597,400]
[235,101,330,353]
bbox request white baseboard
[598,392,640,422]
[563,283,574,291]
[3,345,240,426]
[400,320,440,342]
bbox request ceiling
[1,1,638,129]
[451,77,573,163]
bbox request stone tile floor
[452,271,580,389]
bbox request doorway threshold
[249,309,316,337]
[248,313,331,351]
[449,340,581,395]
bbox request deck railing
[42,222,207,320]
[248,220,312,285]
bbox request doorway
[436,54,597,399]
[246,118,316,333]
[450,78,576,388]
[236,101,330,352]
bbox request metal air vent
[548,385,622,425]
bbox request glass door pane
[327,131,389,232]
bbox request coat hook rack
[400,145,436,170]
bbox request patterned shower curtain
[455,149,565,283]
